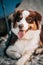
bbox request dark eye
[17,16,23,22]
[26,17,34,24]
[16,17,20,22]
[28,19,32,23]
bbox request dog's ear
[34,11,42,22]
[13,10,23,20]
[13,11,17,28]
[13,10,22,21]
[34,11,42,29]
[29,10,42,22]
[13,10,23,28]
[8,10,22,28]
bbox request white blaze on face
[12,10,30,36]
[17,10,30,30]
[22,10,30,18]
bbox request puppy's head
[12,10,42,39]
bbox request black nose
[19,24,23,29]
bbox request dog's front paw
[35,48,43,54]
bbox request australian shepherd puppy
[6,10,43,65]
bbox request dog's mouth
[17,27,31,39]
[17,30,26,39]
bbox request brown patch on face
[12,9,42,30]
[13,10,23,28]
[26,10,42,30]
[26,15,37,30]
[28,21,38,30]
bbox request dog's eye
[16,15,23,22]
[16,17,20,22]
[26,17,34,24]
[26,16,34,24]
[28,19,32,23]
[17,17,22,22]
[27,19,33,23]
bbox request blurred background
[17,0,43,24]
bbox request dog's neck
[21,30,41,41]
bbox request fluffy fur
[6,10,43,65]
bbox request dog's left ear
[34,11,42,22]
[34,11,42,29]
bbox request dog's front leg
[16,52,32,65]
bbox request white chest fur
[14,30,41,55]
